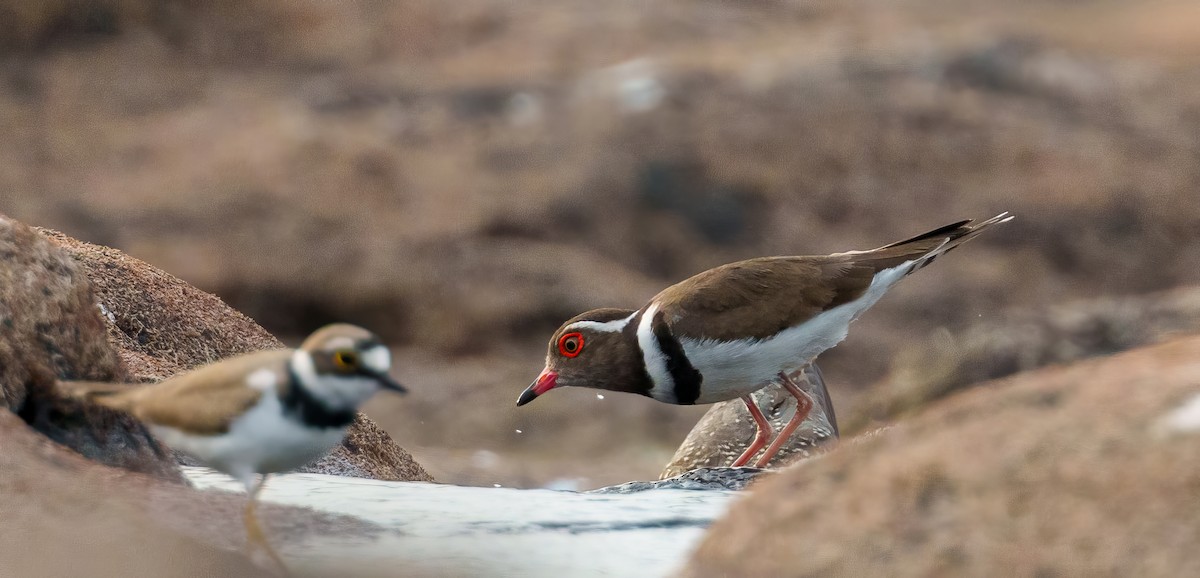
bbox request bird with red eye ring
[557,332,584,358]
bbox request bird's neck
[629,303,703,404]
[284,351,359,429]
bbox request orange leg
[730,395,774,467]
[754,372,815,468]
[244,474,288,573]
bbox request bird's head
[517,308,646,406]
[291,324,406,411]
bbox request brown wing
[653,256,873,341]
[94,350,288,435]
[655,215,1011,342]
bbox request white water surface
[184,467,738,577]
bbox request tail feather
[890,212,1013,272]
[56,380,142,410]
[834,212,1012,276]
[883,212,1012,250]
[923,211,1012,264]
[880,219,972,249]
[817,213,1012,318]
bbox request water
[184,467,739,577]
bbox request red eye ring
[558,332,584,358]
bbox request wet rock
[662,364,838,479]
[0,214,181,481]
[590,467,768,494]
[683,336,1200,577]
[38,226,433,482]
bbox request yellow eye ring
[334,350,359,369]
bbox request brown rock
[318,414,435,481]
[0,407,388,577]
[683,336,1200,577]
[0,410,267,577]
[0,214,181,481]
[661,364,838,479]
[845,286,1200,434]
[0,217,124,406]
[38,227,432,482]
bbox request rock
[35,227,282,383]
[590,467,768,494]
[0,214,181,481]
[0,408,385,577]
[662,364,838,479]
[37,226,433,482]
[0,411,266,577]
[845,286,1200,433]
[316,414,434,481]
[682,335,1200,577]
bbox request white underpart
[683,261,918,404]
[361,344,392,375]
[636,303,677,402]
[565,312,637,333]
[290,350,380,411]
[150,375,346,492]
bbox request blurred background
[2,0,1198,489]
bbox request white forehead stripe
[326,336,356,350]
[361,345,391,373]
[566,312,636,333]
[635,303,676,402]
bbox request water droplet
[596,394,605,400]
[515,429,523,434]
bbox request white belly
[682,336,817,404]
[151,393,347,481]
[681,262,913,404]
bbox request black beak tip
[377,372,408,395]
[516,386,538,407]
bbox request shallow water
[184,467,738,577]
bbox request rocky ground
[37,224,432,481]
[4,1,1200,575]
[684,334,1200,577]
[844,286,1200,434]
[4,208,1198,574]
[1,212,434,570]
[0,408,387,577]
[2,0,1198,489]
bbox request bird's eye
[558,332,584,358]
[333,350,359,369]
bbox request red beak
[517,369,557,406]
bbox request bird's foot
[244,496,289,574]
